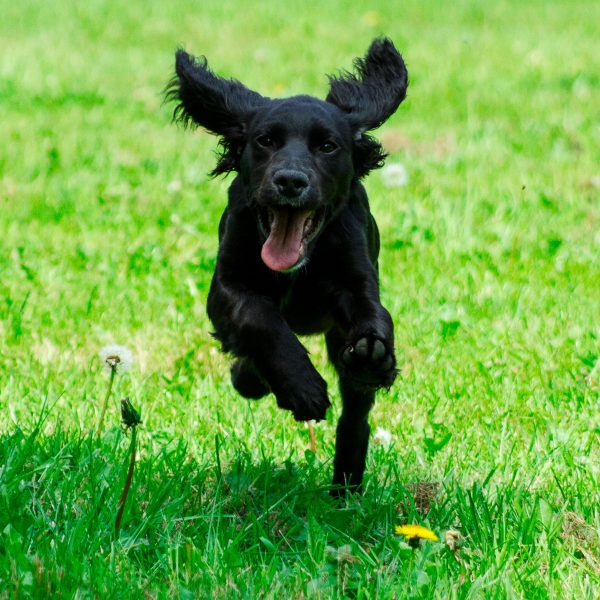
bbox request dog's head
[167,38,408,272]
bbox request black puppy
[168,38,408,494]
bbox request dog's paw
[341,333,396,388]
[275,371,330,422]
[231,358,270,399]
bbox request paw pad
[341,334,396,387]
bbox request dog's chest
[278,276,334,335]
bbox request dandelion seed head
[99,344,133,375]
[381,162,409,188]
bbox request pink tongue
[261,208,312,271]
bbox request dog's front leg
[208,279,330,422]
[326,287,397,494]
[332,287,397,391]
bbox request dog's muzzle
[259,204,326,272]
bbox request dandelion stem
[115,424,137,540]
[96,366,116,436]
[308,421,316,453]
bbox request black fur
[167,38,408,495]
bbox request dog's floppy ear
[326,38,408,177]
[326,38,408,132]
[166,50,267,175]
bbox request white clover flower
[99,344,133,375]
[381,163,409,188]
[167,179,182,194]
[372,427,393,449]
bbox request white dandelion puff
[99,344,133,375]
[372,427,393,448]
[381,163,409,188]
[96,344,134,436]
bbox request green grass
[1,0,599,597]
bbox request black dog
[168,38,408,494]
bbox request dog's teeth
[303,218,313,234]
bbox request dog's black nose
[273,170,309,198]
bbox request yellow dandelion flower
[395,524,439,542]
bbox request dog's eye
[256,135,275,148]
[319,141,338,154]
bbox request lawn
[1,0,599,597]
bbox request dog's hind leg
[230,357,270,399]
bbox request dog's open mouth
[259,207,325,272]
